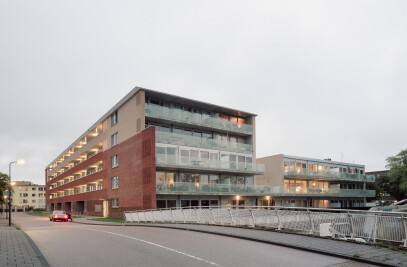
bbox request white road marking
[83,228,222,266]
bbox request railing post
[160,210,164,223]
[143,211,146,222]
[249,208,256,227]
[402,215,407,247]
[228,208,235,225]
[307,209,314,235]
[373,214,378,243]
[195,207,200,223]
[136,212,140,223]
[182,208,186,223]
[276,208,282,230]
[210,208,216,224]
[348,212,354,239]
[151,211,156,222]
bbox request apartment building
[256,155,375,208]
[11,181,46,211]
[45,87,264,217]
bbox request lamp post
[8,159,24,226]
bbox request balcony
[156,131,253,154]
[284,169,375,183]
[156,182,375,197]
[156,154,264,175]
[145,103,253,135]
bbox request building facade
[256,155,375,208]
[45,87,264,217]
[10,181,46,211]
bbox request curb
[10,223,50,267]
[73,220,395,267]
[22,230,50,267]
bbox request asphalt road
[12,213,372,267]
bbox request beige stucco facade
[10,181,46,211]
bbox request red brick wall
[46,127,156,218]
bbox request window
[111,111,118,126]
[23,193,28,197]
[32,200,36,203]
[111,132,118,147]
[112,198,119,208]
[32,194,36,197]
[39,187,44,191]
[112,176,119,189]
[39,193,44,197]
[111,155,118,168]
[32,187,36,191]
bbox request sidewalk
[74,217,407,267]
[0,215,47,267]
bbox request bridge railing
[124,206,407,247]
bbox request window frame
[111,132,118,147]
[112,198,119,208]
[111,154,119,168]
[111,111,118,126]
[112,176,119,189]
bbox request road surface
[12,213,373,267]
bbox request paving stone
[0,216,44,267]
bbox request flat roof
[258,154,365,167]
[46,86,257,168]
[284,155,365,167]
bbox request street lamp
[9,159,25,226]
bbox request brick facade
[46,127,156,218]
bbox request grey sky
[1,1,406,185]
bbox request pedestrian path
[0,215,46,267]
[74,216,407,266]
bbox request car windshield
[53,211,65,215]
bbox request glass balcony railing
[155,154,265,174]
[145,104,253,134]
[156,182,376,197]
[156,131,253,153]
[284,169,375,182]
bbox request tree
[0,172,10,205]
[386,149,407,200]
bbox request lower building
[10,181,46,211]
[255,155,375,209]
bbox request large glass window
[156,172,165,183]
[200,174,209,184]
[209,175,219,184]
[245,176,254,185]
[167,200,176,208]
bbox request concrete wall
[255,154,284,186]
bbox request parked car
[49,210,69,222]
[65,211,73,222]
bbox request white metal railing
[124,206,407,246]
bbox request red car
[49,210,70,222]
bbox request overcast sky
[1,1,406,185]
